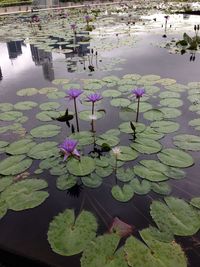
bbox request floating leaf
[0,155,32,175]
[173,134,200,151]
[134,165,168,182]
[28,142,58,159]
[81,173,102,188]
[130,138,162,154]
[30,125,61,138]
[130,178,151,195]
[6,139,36,155]
[1,179,49,211]
[143,109,164,121]
[110,98,131,107]
[48,209,97,256]
[79,110,104,121]
[159,98,183,108]
[190,197,200,209]
[14,101,38,110]
[157,148,194,168]
[111,146,138,161]
[111,184,134,202]
[150,197,200,237]
[159,107,181,119]
[0,176,13,192]
[67,157,95,176]
[69,131,94,146]
[0,111,23,121]
[102,90,122,98]
[116,168,135,182]
[119,122,145,134]
[56,174,77,190]
[150,121,180,133]
[39,102,61,111]
[17,88,38,96]
[151,182,171,195]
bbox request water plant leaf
[150,197,200,236]
[173,134,200,151]
[111,184,134,202]
[96,134,119,147]
[124,228,187,267]
[0,111,23,121]
[79,110,104,121]
[6,139,36,155]
[47,91,65,99]
[16,88,38,96]
[110,98,131,107]
[129,102,152,112]
[159,107,181,119]
[56,174,77,190]
[14,101,38,110]
[150,121,180,133]
[157,148,194,168]
[134,165,168,182]
[143,109,164,121]
[119,122,145,134]
[48,209,97,256]
[30,124,61,138]
[102,90,122,98]
[95,165,113,178]
[1,179,49,211]
[81,233,128,267]
[69,131,94,146]
[111,146,138,161]
[130,138,162,154]
[0,176,13,192]
[129,178,151,195]
[28,142,58,159]
[39,102,61,111]
[159,98,183,108]
[116,168,135,182]
[190,197,200,209]
[0,199,7,219]
[139,127,164,140]
[36,111,61,122]
[151,182,171,195]
[67,157,95,176]
[0,155,32,176]
[81,173,102,188]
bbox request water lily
[65,89,83,132]
[112,146,121,158]
[85,15,91,23]
[70,23,77,31]
[59,139,80,161]
[66,88,83,100]
[132,88,145,122]
[86,93,103,114]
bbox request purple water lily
[86,93,103,115]
[85,15,90,23]
[71,23,77,31]
[132,88,145,99]
[59,139,80,161]
[132,88,145,123]
[86,93,103,103]
[65,89,83,132]
[66,88,83,100]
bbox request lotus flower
[66,88,83,100]
[59,139,80,161]
[86,93,103,103]
[132,88,145,99]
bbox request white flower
[112,147,121,157]
[89,114,97,120]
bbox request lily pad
[6,139,36,155]
[173,134,200,151]
[111,184,134,202]
[81,173,102,188]
[150,121,180,133]
[157,148,194,168]
[14,101,38,110]
[0,155,32,175]
[17,88,38,96]
[28,142,58,159]
[130,138,162,154]
[56,174,77,190]
[110,98,131,107]
[30,124,61,138]
[67,157,95,176]
[143,109,164,121]
[48,209,97,256]
[129,178,151,195]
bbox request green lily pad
[159,91,180,98]
[36,111,61,122]
[96,134,119,147]
[150,197,200,237]
[129,178,151,195]
[39,87,58,94]
[14,101,38,110]
[17,88,38,96]
[6,139,36,155]
[0,111,23,121]
[56,174,77,190]
[150,121,180,133]
[1,179,49,211]
[30,124,61,138]
[0,103,13,112]
[39,102,61,111]
[143,109,164,121]
[139,127,164,140]
[119,122,145,134]
[111,184,134,202]
[0,199,7,219]
[81,173,102,188]
[28,142,58,159]
[159,98,183,108]
[124,228,187,267]
[110,146,138,161]
[102,90,122,98]
[48,209,97,256]
[190,197,200,209]
[69,131,94,146]
[159,108,181,119]
[81,233,128,267]
[130,138,162,154]
[79,110,104,121]
[134,165,168,182]
[67,157,95,176]
[47,91,65,99]
[157,148,194,168]
[116,168,135,182]
[110,98,131,107]
[173,134,200,151]
[0,155,32,176]
[0,176,13,192]
[129,102,152,112]
[151,182,171,195]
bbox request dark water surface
[1,26,200,267]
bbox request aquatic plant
[59,139,80,161]
[86,93,103,115]
[132,88,145,122]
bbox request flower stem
[74,98,79,132]
[136,98,140,123]
[92,102,95,115]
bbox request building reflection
[7,41,22,59]
[30,45,54,81]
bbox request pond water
[1,9,200,267]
